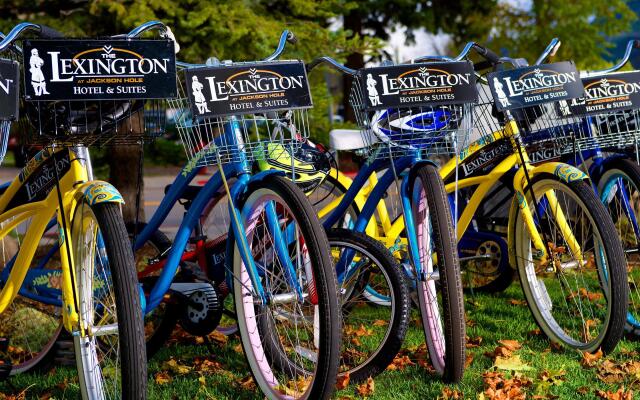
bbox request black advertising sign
[184,61,312,118]
[359,61,477,110]
[0,59,19,120]
[22,39,176,101]
[568,72,640,115]
[487,62,584,111]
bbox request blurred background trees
[0,0,637,219]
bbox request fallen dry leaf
[162,358,192,374]
[509,299,527,306]
[465,353,474,368]
[440,386,463,399]
[596,387,633,400]
[154,371,171,385]
[386,355,415,371]
[466,336,483,348]
[336,373,350,390]
[356,377,375,397]
[580,348,603,367]
[498,340,522,352]
[372,320,387,327]
[494,354,534,371]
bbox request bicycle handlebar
[306,56,357,75]
[533,38,561,65]
[584,39,640,76]
[412,42,501,64]
[263,30,297,61]
[0,20,180,54]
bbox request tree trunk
[109,145,145,224]
[343,9,365,123]
[109,112,146,224]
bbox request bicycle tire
[327,228,410,383]
[409,163,465,383]
[309,173,360,228]
[72,202,146,399]
[596,158,640,337]
[514,174,628,354]
[233,174,341,400]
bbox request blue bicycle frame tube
[400,172,424,279]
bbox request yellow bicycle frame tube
[0,148,123,333]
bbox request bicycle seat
[329,129,377,151]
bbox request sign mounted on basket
[184,61,312,118]
[487,62,584,111]
[358,61,477,110]
[568,71,640,115]
[22,39,177,101]
[0,59,19,120]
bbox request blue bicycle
[128,25,342,400]
[305,56,468,383]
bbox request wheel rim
[516,179,611,350]
[72,202,121,399]
[234,189,320,399]
[412,176,446,373]
[599,170,640,331]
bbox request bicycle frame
[320,151,438,280]
[440,120,588,266]
[134,118,297,313]
[318,168,406,249]
[0,147,124,333]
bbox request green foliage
[0,0,381,143]
[478,0,636,69]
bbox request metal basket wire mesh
[22,98,167,147]
[348,71,474,160]
[471,79,589,159]
[472,74,640,162]
[168,64,310,168]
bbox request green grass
[1,283,639,399]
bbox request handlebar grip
[634,40,640,49]
[38,24,64,39]
[474,44,500,64]
[286,31,298,45]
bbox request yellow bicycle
[313,42,629,354]
[0,22,153,399]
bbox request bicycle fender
[74,181,125,205]
[589,154,631,183]
[247,169,285,185]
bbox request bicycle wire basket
[470,77,587,163]
[472,71,640,163]
[11,37,170,148]
[168,61,311,169]
[348,68,474,161]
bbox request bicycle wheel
[0,221,62,374]
[408,163,465,383]
[128,223,178,359]
[513,174,628,353]
[327,228,410,382]
[597,158,640,337]
[233,175,341,400]
[71,201,146,399]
